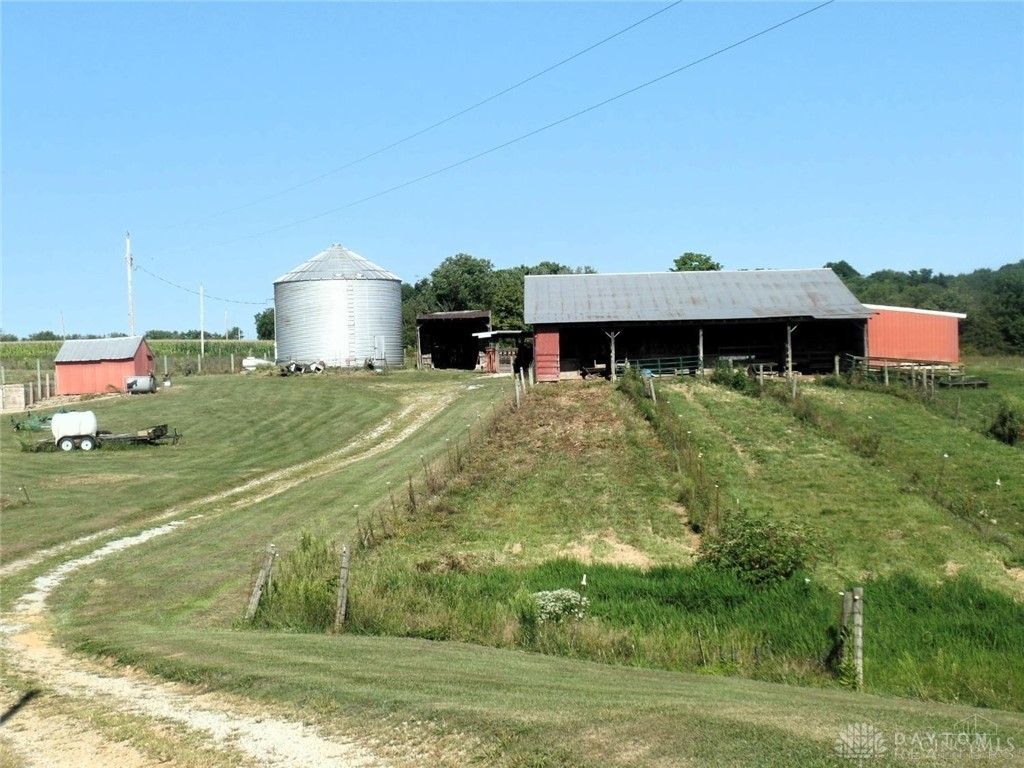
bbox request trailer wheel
[58,437,76,452]
[79,436,96,451]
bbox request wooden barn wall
[534,328,560,382]
[867,310,960,364]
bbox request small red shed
[865,305,966,365]
[55,337,155,395]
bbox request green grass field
[3,365,1023,766]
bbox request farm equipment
[11,408,67,431]
[49,410,181,452]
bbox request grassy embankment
[323,367,1023,711]
[4,366,1024,766]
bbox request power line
[134,263,269,305]
[150,0,835,260]
[152,1,684,232]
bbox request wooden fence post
[853,587,864,690]
[514,373,521,408]
[334,545,351,631]
[245,545,277,621]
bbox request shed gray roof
[524,269,872,325]
[55,336,148,363]
[274,244,400,284]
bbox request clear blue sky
[3,1,1022,339]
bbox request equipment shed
[55,337,155,395]
[416,311,491,370]
[864,305,966,365]
[524,269,872,382]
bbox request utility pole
[200,284,205,358]
[126,231,135,336]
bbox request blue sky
[3,1,1022,339]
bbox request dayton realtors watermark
[836,716,1016,762]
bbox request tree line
[0,328,246,342]
[9,255,1020,356]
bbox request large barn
[55,336,155,395]
[524,269,873,382]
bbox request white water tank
[273,244,403,369]
[51,411,98,441]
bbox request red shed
[865,305,966,365]
[55,336,155,395]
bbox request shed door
[534,329,560,382]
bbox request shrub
[989,397,1023,446]
[532,588,588,624]
[698,510,816,586]
[711,359,760,396]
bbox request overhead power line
[153,1,684,232]
[150,0,835,263]
[134,263,269,305]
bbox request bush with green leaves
[989,397,1022,446]
[698,510,816,586]
[711,359,760,396]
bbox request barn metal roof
[274,244,400,284]
[524,269,872,325]
[416,310,491,322]
[55,336,147,363]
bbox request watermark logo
[837,717,1015,762]
[835,723,886,761]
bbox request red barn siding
[866,306,964,364]
[534,327,560,382]
[56,341,155,395]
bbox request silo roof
[274,244,400,284]
[524,269,872,325]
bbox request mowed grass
[665,378,1023,590]
[53,624,1024,768]
[14,369,1024,766]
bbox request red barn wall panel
[534,327,560,382]
[866,307,963,364]
[57,340,155,395]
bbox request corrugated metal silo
[274,244,403,368]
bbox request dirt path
[0,388,457,767]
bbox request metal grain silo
[273,244,403,368]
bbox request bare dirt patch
[557,529,653,569]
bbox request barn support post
[605,330,620,382]
[834,355,840,376]
[883,362,889,386]
[785,325,797,379]
[698,327,705,378]
[416,324,423,370]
